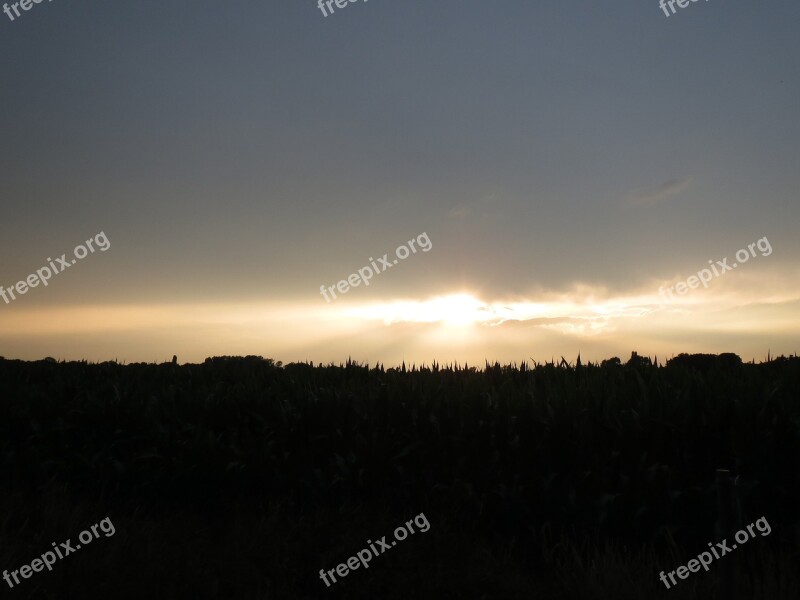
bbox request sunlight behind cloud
[1,272,798,365]
[343,291,659,332]
[344,293,487,327]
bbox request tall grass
[0,353,797,598]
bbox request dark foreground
[0,353,798,599]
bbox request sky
[0,0,798,366]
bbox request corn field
[0,353,797,599]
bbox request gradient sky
[1,0,798,365]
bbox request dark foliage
[0,354,797,599]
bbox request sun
[344,293,486,327]
[422,293,485,326]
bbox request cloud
[447,205,472,220]
[342,291,657,332]
[3,273,799,365]
[623,177,692,207]
[447,193,505,221]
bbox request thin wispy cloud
[447,193,504,222]
[623,177,693,208]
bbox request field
[0,353,798,599]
